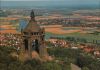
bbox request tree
[23,64,33,70]
[93,31,99,35]
[37,62,62,70]
[0,63,7,70]
[82,67,89,70]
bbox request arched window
[32,40,35,50]
[35,39,39,53]
[24,39,28,50]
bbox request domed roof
[23,10,41,32]
[23,20,40,32]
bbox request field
[44,25,100,43]
[42,25,100,34]
[0,17,20,34]
[0,17,100,43]
[45,32,100,40]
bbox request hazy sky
[1,0,100,4]
[1,0,100,2]
[1,0,99,8]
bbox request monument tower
[21,10,47,60]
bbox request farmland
[44,25,100,44]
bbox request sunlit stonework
[21,10,48,60]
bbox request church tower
[21,10,47,60]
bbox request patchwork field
[0,17,100,43]
[0,23,100,41]
[0,17,20,34]
[42,25,100,34]
[42,25,82,34]
[0,29,19,34]
[0,24,19,33]
[0,25,15,29]
[44,25,100,43]
[45,32,100,40]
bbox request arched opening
[35,39,39,53]
[24,39,28,50]
[32,40,35,50]
[32,39,39,53]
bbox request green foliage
[0,63,7,70]
[93,31,99,35]
[48,47,81,63]
[48,47,100,70]
[0,46,71,70]
[77,54,100,70]
[82,67,89,70]
[46,41,55,47]
[1,46,99,70]
[37,62,62,70]
[77,55,95,67]
[0,47,17,64]
[88,60,100,70]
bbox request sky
[1,0,100,4]
[1,0,100,8]
[1,0,100,2]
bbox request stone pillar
[28,38,32,59]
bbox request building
[21,10,48,60]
